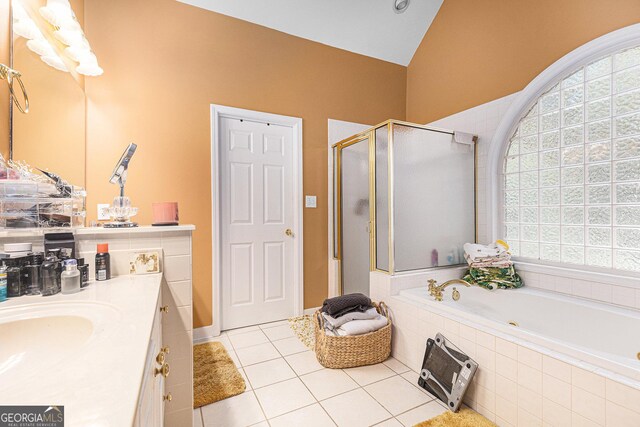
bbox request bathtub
[394,285,640,383]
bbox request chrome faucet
[427,279,471,301]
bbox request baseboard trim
[303,307,320,315]
[193,325,220,343]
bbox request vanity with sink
[0,226,194,427]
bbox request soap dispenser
[61,259,81,294]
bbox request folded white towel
[322,307,379,331]
[332,315,388,336]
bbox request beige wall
[83,0,407,328]
[406,0,640,124]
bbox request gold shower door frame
[332,119,476,295]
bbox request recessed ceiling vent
[393,0,410,14]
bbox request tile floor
[195,321,449,427]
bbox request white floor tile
[254,378,316,419]
[269,403,336,427]
[249,422,269,427]
[300,369,359,401]
[263,324,295,341]
[285,351,324,376]
[365,376,431,416]
[244,358,296,389]
[226,325,261,336]
[194,409,203,427]
[259,320,289,329]
[343,363,396,386]
[226,348,241,368]
[201,391,266,427]
[272,336,309,356]
[321,388,392,427]
[374,418,403,427]
[383,357,410,374]
[396,401,447,427]
[235,342,281,366]
[228,330,269,349]
[399,371,438,399]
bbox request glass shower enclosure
[333,120,477,296]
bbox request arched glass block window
[503,45,640,272]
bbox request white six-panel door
[220,117,295,330]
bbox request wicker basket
[314,301,391,369]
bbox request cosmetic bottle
[41,255,61,296]
[95,243,111,281]
[0,264,6,302]
[6,258,22,298]
[61,259,81,295]
[23,254,42,296]
[76,257,89,287]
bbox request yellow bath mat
[193,341,246,408]
[288,315,315,349]
[413,407,497,427]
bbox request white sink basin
[0,302,120,382]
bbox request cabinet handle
[160,305,169,313]
[154,363,170,378]
[163,393,172,402]
[156,351,165,365]
[161,346,170,354]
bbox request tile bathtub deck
[195,321,449,427]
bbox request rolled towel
[321,293,372,317]
[322,307,379,331]
[334,315,388,336]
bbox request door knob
[155,363,170,378]
[285,228,293,237]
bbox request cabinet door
[153,298,165,426]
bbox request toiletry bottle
[61,259,81,294]
[431,249,439,267]
[6,258,22,298]
[41,255,61,296]
[23,254,41,296]
[95,243,111,281]
[0,264,6,302]
[76,257,89,287]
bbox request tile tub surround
[379,283,640,426]
[0,226,195,427]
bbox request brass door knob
[285,228,293,237]
[163,393,172,402]
[156,351,165,365]
[154,363,170,378]
[160,305,169,313]
[161,346,170,354]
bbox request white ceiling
[177,0,444,66]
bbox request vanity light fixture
[11,0,102,76]
[12,0,68,72]
[39,0,103,76]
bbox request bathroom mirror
[9,0,86,187]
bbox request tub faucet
[428,279,471,301]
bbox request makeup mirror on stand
[104,143,138,228]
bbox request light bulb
[41,55,69,72]
[40,4,80,30]
[27,39,56,57]
[53,29,86,47]
[76,62,103,76]
[64,45,91,62]
[12,19,41,40]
